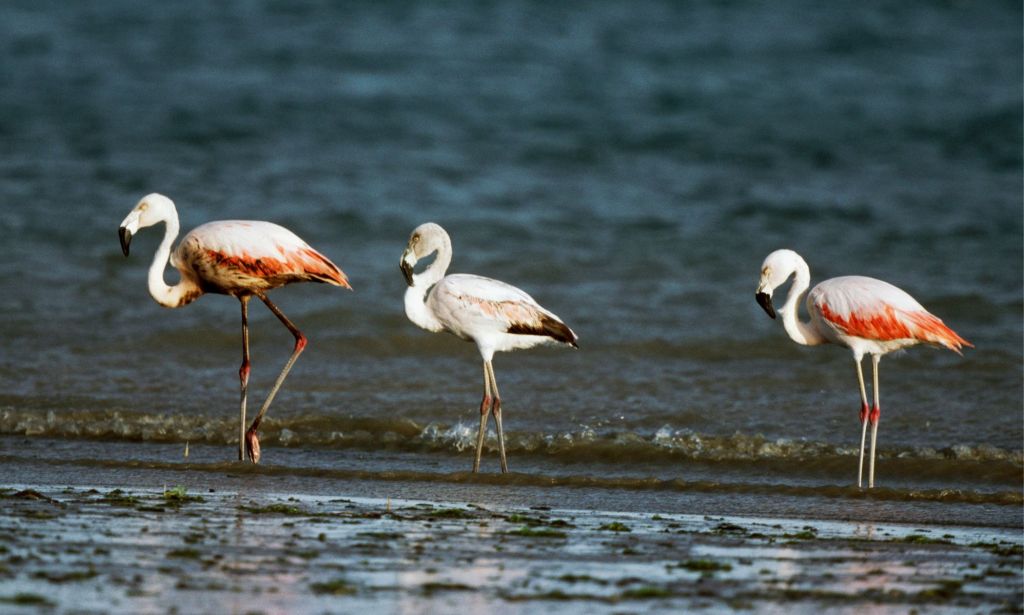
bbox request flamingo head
[119,193,177,256]
[400,222,449,286]
[756,249,804,319]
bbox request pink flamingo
[118,193,351,463]
[400,223,578,473]
[755,249,971,488]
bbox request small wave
[2,409,1020,482]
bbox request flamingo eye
[139,202,149,212]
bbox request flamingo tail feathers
[507,313,579,348]
[906,311,973,354]
[294,248,351,289]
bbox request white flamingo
[400,222,578,473]
[755,249,972,488]
[118,193,351,463]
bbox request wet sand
[0,483,1020,614]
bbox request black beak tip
[118,227,132,257]
[755,291,776,319]
[400,261,414,286]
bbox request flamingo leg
[238,296,252,461]
[472,361,493,473]
[855,356,869,488]
[868,355,881,488]
[244,293,307,463]
[486,361,509,474]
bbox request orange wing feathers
[203,246,349,288]
[819,302,971,353]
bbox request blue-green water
[0,1,1020,523]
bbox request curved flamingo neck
[779,257,827,346]
[148,212,201,308]
[418,233,452,289]
[403,284,443,333]
[403,236,451,333]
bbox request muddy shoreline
[0,483,1020,614]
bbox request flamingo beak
[119,209,142,257]
[400,250,415,286]
[119,226,133,257]
[756,291,776,319]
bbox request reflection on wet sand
[0,487,1019,612]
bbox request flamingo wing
[429,274,577,346]
[175,220,350,292]
[809,276,970,352]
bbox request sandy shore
[0,485,1020,614]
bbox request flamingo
[400,222,578,473]
[118,193,351,463]
[754,249,972,488]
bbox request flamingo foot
[245,427,261,464]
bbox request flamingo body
[400,222,577,473]
[176,220,349,298]
[807,276,970,357]
[426,273,577,357]
[118,194,350,463]
[755,249,971,488]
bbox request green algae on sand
[0,487,1018,613]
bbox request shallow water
[0,0,1020,543]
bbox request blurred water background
[0,0,1020,523]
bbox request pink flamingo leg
[855,357,870,488]
[473,361,493,473]
[238,296,252,461]
[868,355,881,488]
[486,361,509,474]
[244,292,307,463]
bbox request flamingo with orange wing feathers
[755,249,971,488]
[118,193,351,463]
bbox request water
[0,1,1020,525]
